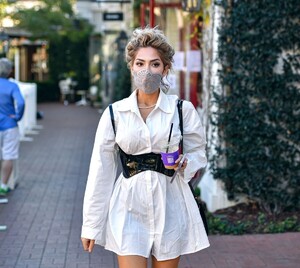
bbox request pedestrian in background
[0,58,25,195]
[81,26,209,268]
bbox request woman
[81,27,209,268]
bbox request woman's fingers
[175,154,183,164]
[81,238,89,251]
[175,154,188,171]
[88,240,95,252]
[81,238,95,253]
[181,159,187,170]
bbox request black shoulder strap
[109,104,116,135]
[177,99,208,234]
[177,99,183,152]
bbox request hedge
[210,0,300,214]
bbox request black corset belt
[119,149,175,178]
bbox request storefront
[1,28,48,82]
[138,0,203,109]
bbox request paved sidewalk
[0,103,299,268]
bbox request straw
[166,123,173,153]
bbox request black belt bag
[119,149,175,178]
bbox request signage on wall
[182,0,201,12]
[103,12,124,21]
[173,51,185,71]
[94,0,131,3]
[186,50,202,72]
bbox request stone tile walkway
[0,103,299,268]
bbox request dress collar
[117,89,174,114]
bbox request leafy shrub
[207,203,300,235]
[113,54,131,102]
[211,0,300,214]
[35,80,60,103]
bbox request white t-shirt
[82,89,210,261]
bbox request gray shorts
[0,127,20,160]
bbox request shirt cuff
[81,226,101,240]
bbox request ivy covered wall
[211,0,300,213]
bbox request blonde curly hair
[125,26,175,92]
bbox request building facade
[75,0,233,211]
[1,0,49,82]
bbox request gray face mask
[133,69,162,94]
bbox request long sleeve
[181,101,207,183]
[81,107,118,244]
[12,84,25,121]
[0,79,25,130]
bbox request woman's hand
[81,237,95,253]
[174,154,188,171]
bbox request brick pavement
[0,103,299,268]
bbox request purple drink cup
[161,150,180,169]
[159,138,181,169]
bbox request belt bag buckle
[126,160,139,177]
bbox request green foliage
[133,0,143,10]
[207,212,299,235]
[263,216,298,233]
[12,0,82,41]
[113,55,131,102]
[11,0,93,90]
[48,35,90,91]
[207,214,252,235]
[0,1,15,27]
[35,80,60,103]
[0,1,8,23]
[211,0,300,214]
[194,186,201,197]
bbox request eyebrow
[135,58,161,62]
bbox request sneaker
[0,225,7,231]
[0,187,10,196]
[0,198,8,204]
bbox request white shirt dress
[81,89,210,261]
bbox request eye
[152,62,161,68]
[135,61,144,67]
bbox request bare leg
[117,255,147,268]
[152,255,180,268]
[1,160,13,185]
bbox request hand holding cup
[160,139,180,169]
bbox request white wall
[199,4,241,212]
[16,81,38,140]
[7,80,38,189]
[75,2,132,33]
